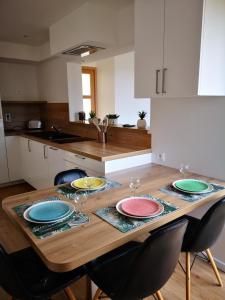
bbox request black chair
[181,197,225,300]
[54,168,88,185]
[87,218,188,300]
[0,244,86,300]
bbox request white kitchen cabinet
[64,160,100,177]
[47,146,66,186]
[134,0,164,98]
[20,137,33,185]
[5,136,22,181]
[19,138,80,189]
[64,151,104,176]
[29,140,49,189]
[18,136,151,188]
[20,137,49,189]
[64,151,152,176]
[135,0,225,98]
[0,120,9,184]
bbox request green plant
[106,114,120,119]
[138,111,147,120]
[89,110,96,118]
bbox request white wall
[115,52,150,125]
[50,1,116,55]
[95,58,115,119]
[0,61,39,100]
[0,41,40,62]
[67,62,83,121]
[0,41,51,62]
[151,97,225,180]
[88,52,150,123]
[151,96,225,269]
[37,57,69,102]
[116,2,134,47]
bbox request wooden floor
[0,183,224,300]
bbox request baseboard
[213,257,225,273]
[198,251,225,273]
[0,179,25,188]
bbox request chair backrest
[54,168,88,185]
[0,245,32,299]
[117,218,188,300]
[187,197,225,252]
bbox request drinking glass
[179,163,190,178]
[74,189,87,215]
[129,177,141,197]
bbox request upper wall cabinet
[134,0,225,98]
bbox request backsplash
[2,102,41,131]
[2,101,151,148]
[40,103,151,148]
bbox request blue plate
[28,201,71,222]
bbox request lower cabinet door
[64,160,101,177]
[0,128,9,184]
[20,137,33,185]
[48,146,66,186]
[5,136,22,181]
[20,138,49,189]
[28,140,49,189]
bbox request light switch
[5,113,12,122]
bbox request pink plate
[121,197,163,217]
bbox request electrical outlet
[5,113,12,122]
[157,152,166,162]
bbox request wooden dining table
[2,164,225,273]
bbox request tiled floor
[0,183,224,300]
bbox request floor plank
[160,254,225,300]
[0,184,224,299]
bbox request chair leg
[93,288,103,300]
[206,249,223,287]
[186,252,191,300]
[64,287,78,300]
[155,290,164,300]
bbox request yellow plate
[71,177,107,190]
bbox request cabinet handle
[43,145,48,159]
[156,69,160,94]
[162,68,167,94]
[49,147,58,151]
[74,154,86,160]
[28,140,31,152]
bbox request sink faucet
[51,125,61,133]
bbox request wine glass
[129,177,141,197]
[179,163,190,178]
[74,189,87,215]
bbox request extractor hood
[62,44,105,57]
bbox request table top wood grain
[2,164,225,272]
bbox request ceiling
[0,0,133,46]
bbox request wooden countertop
[2,164,225,272]
[11,132,151,162]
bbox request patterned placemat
[13,196,89,239]
[160,183,225,202]
[95,195,179,233]
[57,179,121,200]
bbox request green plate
[173,179,212,194]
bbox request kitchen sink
[26,131,94,144]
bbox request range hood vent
[62,44,105,56]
